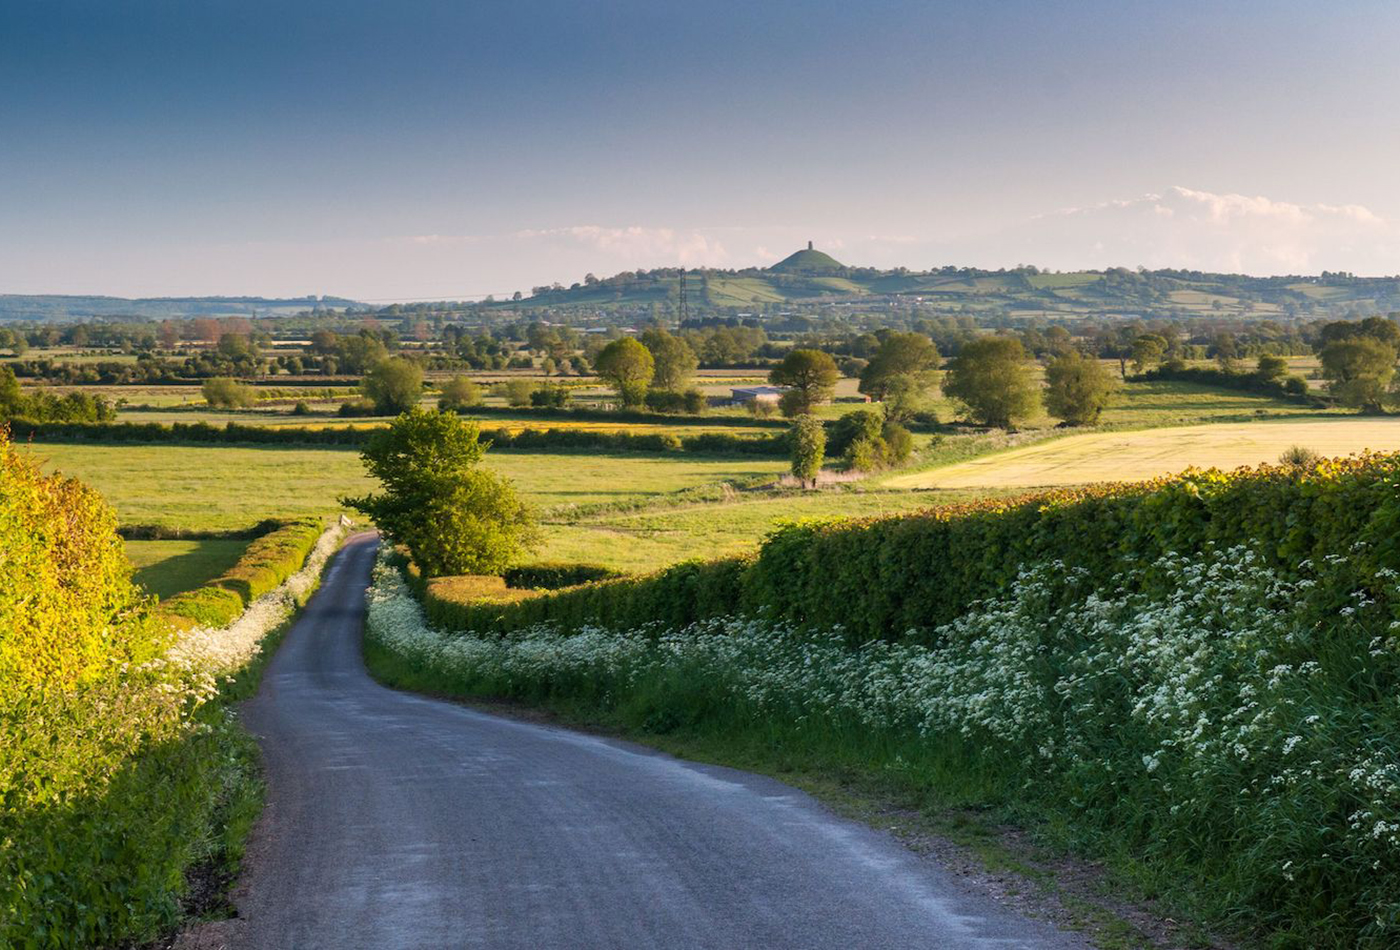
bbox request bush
[644,389,707,414]
[529,384,572,408]
[202,376,255,408]
[1137,364,1321,406]
[362,357,424,414]
[438,375,483,411]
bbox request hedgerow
[0,428,343,946]
[364,543,1400,947]
[161,518,326,629]
[441,454,1400,644]
[10,419,791,455]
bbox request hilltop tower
[807,241,813,250]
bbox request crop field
[125,538,249,599]
[887,417,1400,489]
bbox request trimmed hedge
[162,518,326,628]
[11,419,790,456]
[431,454,1400,644]
[502,562,623,590]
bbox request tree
[1044,351,1117,425]
[594,337,654,406]
[789,414,826,487]
[1129,334,1167,373]
[827,408,914,471]
[1319,337,1396,412]
[1212,332,1239,371]
[640,327,698,392]
[362,358,424,414]
[202,376,255,408]
[1255,354,1289,380]
[438,376,482,411]
[941,336,1040,429]
[500,379,534,407]
[769,348,839,416]
[342,409,538,576]
[858,333,939,405]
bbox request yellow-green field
[125,538,249,599]
[887,418,1400,490]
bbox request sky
[3,0,1399,300]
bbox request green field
[125,538,249,599]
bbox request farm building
[729,385,787,406]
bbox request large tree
[770,348,839,416]
[595,337,655,406]
[1320,337,1396,412]
[789,414,826,487]
[1044,350,1117,425]
[858,332,939,417]
[941,336,1040,429]
[640,327,698,392]
[343,409,538,576]
[362,357,425,414]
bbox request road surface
[232,533,1087,949]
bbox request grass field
[886,418,1400,489]
[125,538,248,599]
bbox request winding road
[228,533,1088,949]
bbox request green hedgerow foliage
[0,429,252,947]
[789,414,826,485]
[344,408,539,577]
[161,518,326,629]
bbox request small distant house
[729,385,787,406]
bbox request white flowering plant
[366,542,1400,946]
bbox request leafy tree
[640,327,698,392]
[529,384,571,408]
[827,408,913,471]
[941,336,1040,429]
[858,332,939,406]
[769,348,839,416]
[1044,351,1117,425]
[499,379,534,407]
[1320,337,1396,412]
[789,414,826,487]
[438,376,482,411]
[595,337,654,406]
[362,358,424,414]
[1130,334,1167,373]
[1212,332,1239,371]
[1318,316,1400,349]
[342,409,538,576]
[1255,354,1290,380]
[202,376,255,408]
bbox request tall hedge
[436,454,1400,643]
[0,431,253,946]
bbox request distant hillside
[496,248,1400,322]
[0,294,362,323]
[767,243,846,275]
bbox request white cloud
[1005,185,1396,275]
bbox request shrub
[503,562,623,589]
[438,375,483,411]
[1136,364,1321,406]
[202,376,255,408]
[644,389,707,414]
[789,414,826,486]
[1279,445,1320,468]
[529,384,572,408]
[498,379,535,407]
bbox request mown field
[887,417,1400,489]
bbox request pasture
[886,417,1400,489]
[126,538,249,599]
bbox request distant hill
[767,243,846,275]
[494,248,1400,323]
[0,294,362,323]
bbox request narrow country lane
[230,533,1089,950]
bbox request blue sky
[3,0,1398,298]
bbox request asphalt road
[232,533,1088,950]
